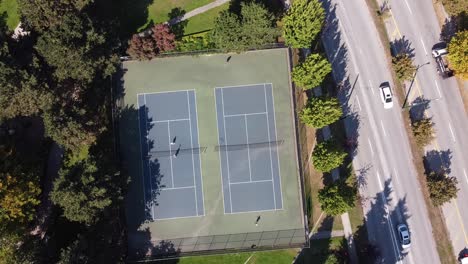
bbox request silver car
[397,224,411,249]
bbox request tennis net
[147,147,207,158]
[215,140,284,152]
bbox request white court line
[356,96,362,111]
[193,91,205,216]
[369,80,375,95]
[434,80,442,98]
[403,0,413,14]
[380,120,387,136]
[214,89,228,214]
[264,84,277,209]
[463,169,468,185]
[143,94,156,219]
[167,121,175,189]
[137,95,150,219]
[448,122,456,142]
[244,115,253,182]
[137,89,193,96]
[216,82,273,90]
[150,118,189,123]
[221,89,234,213]
[226,207,283,215]
[269,83,283,209]
[186,91,199,215]
[368,138,374,156]
[152,211,203,221]
[420,38,428,55]
[160,186,195,191]
[224,112,267,118]
[229,179,273,185]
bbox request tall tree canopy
[292,53,331,89]
[426,171,458,206]
[300,96,342,128]
[448,30,468,79]
[318,179,356,216]
[312,140,347,172]
[392,53,416,81]
[283,0,325,48]
[211,2,279,51]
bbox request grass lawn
[0,0,19,30]
[296,237,347,263]
[147,0,214,26]
[183,2,228,35]
[166,249,298,264]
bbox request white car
[397,224,411,249]
[379,82,394,109]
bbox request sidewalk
[167,0,230,25]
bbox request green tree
[292,53,331,89]
[300,96,342,128]
[324,254,340,264]
[318,180,356,216]
[392,53,416,81]
[448,30,468,79]
[283,0,325,48]
[57,237,89,264]
[312,140,347,172]
[411,118,435,147]
[211,2,278,51]
[50,156,114,225]
[441,0,468,17]
[426,171,458,206]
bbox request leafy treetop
[283,0,325,48]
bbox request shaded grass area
[147,0,214,26]
[364,0,456,262]
[183,2,228,35]
[296,237,347,263]
[161,249,298,264]
[0,0,19,30]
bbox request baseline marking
[160,186,195,191]
[229,179,273,185]
[215,83,272,90]
[150,118,189,124]
[225,112,267,118]
[264,84,277,209]
[221,88,234,213]
[187,91,199,215]
[137,95,150,219]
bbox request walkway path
[167,0,230,26]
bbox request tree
[426,171,458,206]
[392,53,416,81]
[292,53,332,89]
[318,180,356,216]
[152,24,176,53]
[324,254,340,264]
[441,0,468,17]
[448,30,468,79]
[50,156,114,225]
[411,118,435,147]
[57,237,89,264]
[300,96,342,128]
[283,0,325,48]
[312,140,347,172]
[211,2,279,51]
[126,34,159,60]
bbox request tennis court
[138,90,204,220]
[215,84,283,214]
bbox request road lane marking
[434,80,442,98]
[420,38,428,55]
[463,169,468,185]
[380,120,387,136]
[356,96,362,111]
[368,138,374,156]
[390,10,403,38]
[448,122,456,142]
[403,0,413,14]
[369,80,375,95]
[453,201,468,245]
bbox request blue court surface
[138,90,204,220]
[215,84,283,214]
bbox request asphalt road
[321,0,440,263]
[388,0,468,257]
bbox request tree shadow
[168,7,188,40]
[111,0,155,38]
[440,17,459,42]
[409,96,430,122]
[423,149,453,175]
[359,178,410,263]
[356,163,372,189]
[129,227,181,262]
[390,36,415,58]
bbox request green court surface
[119,48,307,259]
